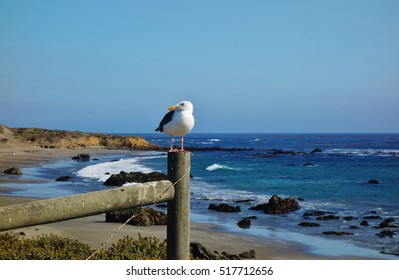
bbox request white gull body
[155,101,195,152]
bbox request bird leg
[169,135,174,152]
[179,136,185,152]
[168,136,178,152]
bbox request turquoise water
[132,133,399,258]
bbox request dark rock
[297,197,305,201]
[244,216,258,220]
[378,218,395,228]
[364,215,382,220]
[380,246,399,256]
[208,203,241,213]
[191,242,221,260]
[250,203,268,211]
[237,219,251,228]
[316,215,340,221]
[71,154,90,161]
[322,231,354,236]
[263,195,300,214]
[360,220,369,226]
[3,167,22,175]
[190,242,254,260]
[376,230,395,238]
[368,179,379,184]
[104,171,167,186]
[298,222,321,227]
[250,196,301,214]
[239,250,256,259]
[270,149,297,155]
[303,163,314,167]
[55,175,71,181]
[311,148,322,154]
[105,207,167,226]
[303,211,325,217]
[234,199,255,203]
[250,149,299,158]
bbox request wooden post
[167,152,191,260]
[0,180,174,232]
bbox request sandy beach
[0,126,379,260]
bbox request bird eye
[180,102,185,106]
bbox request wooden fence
[0,152,191,260]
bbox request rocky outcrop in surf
[250,195,300,214]
[208,203,241,213]
[104,171,167,186]
[3,167,22,175]
[106,207,167,226]
[190,242,255,260]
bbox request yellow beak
[168,105,177,111]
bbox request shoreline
[0,193,378,260]
[0,147,324,260]
[0,140,392,259]
[0,187,325,260]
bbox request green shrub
[0,233,167,260]
[0,233,93,260]
[92,235,167,260]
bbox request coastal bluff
[0,124,157,150]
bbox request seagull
[155,101,195,152]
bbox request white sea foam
[325,148,399,157]
[191,179,269,203]
[199,138,223,145]
[76,158,154,182]
[205,163,236,171]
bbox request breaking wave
[325,149,399,157]
[76,158,154,182]
[206,163,236,171]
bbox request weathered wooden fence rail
[0,180,174,231]
[0,152,191,260]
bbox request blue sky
[1,0,398,133]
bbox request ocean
[2,133,399,258]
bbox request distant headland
[0,124,157,150]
